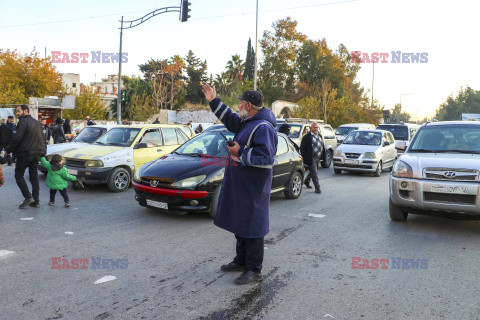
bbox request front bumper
[333,157,379,172]
[390,176,480,215]
[65,166,112,184]
[132,181,213,213]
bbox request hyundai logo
[150,180,159,187]
[444,171,456,178]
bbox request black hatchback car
[132,128,304,218]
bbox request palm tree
[225,54,245,86]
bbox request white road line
[324,314,336,319]
[65,232,74,235]
[0,250,15,258]
[94,276,117,284]
[309,213,326,218]
[20,218,34,221]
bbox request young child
[40,154,77,207]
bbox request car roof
[421,121,480,127]
[338,123,375,127]
[354,129,390,134]
[107,124,186,129]
[378,123,420,128]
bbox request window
[162,128,179,146]
[176,128,188,144]
[322,126,335,138]
[388,133,395,144]
[139,129,162,147]
[276,137,289,155]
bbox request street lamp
[399,92,414,107]
[116,1,190,124]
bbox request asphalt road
[1,164,480,320]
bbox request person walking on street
[8,105,46,208]
[0,119,12,165]
[300,122,323,194]
[153,117,160,124]
[41,118,52,145]
[203,84,278,285]
[52,118,66,144]
[195,124,203,134]
[86,116,96,126]
[5,116,17,165]
[40,154,78,207]
[63,119,72,135]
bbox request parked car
[39,125,114,174]
[333,129,397,177]
[335,123,376,144]
[60,124,190,192]
[132,128,304,218]
[275,118,337,168]
[377,123,419,153]
[389,121,480,221]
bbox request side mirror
[383,141,390,147]
[135,142,148,149]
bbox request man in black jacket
[8,105,46,208]
[41,118,52,145]
[5,116,17,165]
[0,119,12,164]
[300,122,323,194]
[52,118,66,144]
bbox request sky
[1,0,479,120]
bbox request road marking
[20,218,34,221]
[309,213,325,218]
[94,276,117,284]
[324,314,336,319]
[0,250,15,258]
[65,232,74,235]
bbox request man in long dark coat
[203,84,278,285]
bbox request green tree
[391,103,411,122]
[436,86,480,120]
[184,50,208,104]
[225,54,245,87]
[243,38,255,82]
[63,87,108,120]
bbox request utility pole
[371,62,374,110]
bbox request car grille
[424,168,479,182]
[345,153,361,159]
[66,159,86,168]
[423,192,476,205]
[141,176,174,187]
[337,163,373,169]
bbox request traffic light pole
[116,1,189,124]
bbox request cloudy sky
[1,0,478,119]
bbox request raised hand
[202,84,217,102]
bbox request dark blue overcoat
[209,98,278,238]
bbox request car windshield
[73,127,107,143]
[175,131,235,157]
[335,127,358,136]
[94,128,141,147]
[275,124,303,138]
[377,125,408,141]
[409,125,480,154]
[343,131,382,146]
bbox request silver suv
[389,121,480,221]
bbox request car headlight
[133,169,141,183]
[392,160,413,178]
[334,149,344,157]
[171,175,206,188]
[85,160,104,167]
[363,152,377,159]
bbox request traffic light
[180,0,191,22]
[121,90,126,107]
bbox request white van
[377,123,420,152]
[335,123,376,144]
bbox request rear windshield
[276,124,303,138]
[377,125,408,141]
[335,126,358,136]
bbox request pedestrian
[5,115,17,165]
[278,123,300,152]
[40,118,52,145]
[300,122,323,194]
[63,119,72,135]
[202,84,278,285]
[195,124,203,134]
[187,121,192,128]
[40,154,78,207]
[0,161,4,187]
[8,105,46,208]
[86,116,96,126]
[153,117,160,124]
[123,118,131,125]
[52,118,66,144]
[0,119,12,165]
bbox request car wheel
[389,199,408,221]
[209,185,221,219]
[107,167,130,192]
[334,168,342,175]
[321,150,333,168]
[374,161,382,177]
[284,171,303,199]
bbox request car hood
[140,153,222,182]
[400,152,480,172]
[47,142,90,155]
[61,145,125,160]
[337,144,380,153]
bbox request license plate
[67,169,78,175]
[345,159,359,164]
[146,199,168,209]
[430,185,468,194]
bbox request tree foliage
[0,49,63,105]
[390,103,411,123]
[184,50,208,104]
[436,86,480,121]
[63,87,108,120]
[243,38,255,82]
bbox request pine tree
[184,50,208,104]
[243,38,255,82]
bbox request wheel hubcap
[115,172,128,189]
[292,176,301,195]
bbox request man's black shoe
[19,198,34,209]
[315,189,321,194]
[221,261,246,272]
[29,201,40,208]
[304,182,312,189]
[234,270,262,285]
